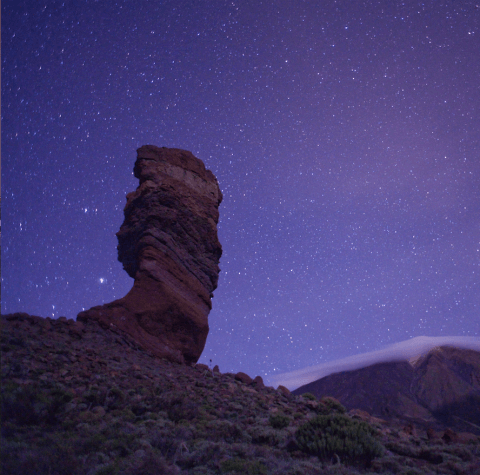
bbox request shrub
[183,440,225,468]
[248,425,285,446]
[295,413,384,467]
[301,393,317,401]
[220,457,267,474]
[162,394,198,422]
[1,382,72,426]
[1,437,79,475]
[320,397,346,414]
[84,388,106,406]
[95,464,119,475]
[269,414,291,429]
[123,449,178,475]
[204,419,246,442]
[1,382,42,425]
[106,387,125,409]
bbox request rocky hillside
[293,347,480,437]
[2,312,480,475]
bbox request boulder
[78,146,222,364]
[277,385,291,397]
[252,375,265,389]
[235,372,253,385]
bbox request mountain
[293,346,480,435]
[2,313,480,475]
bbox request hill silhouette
[2,312,480,474]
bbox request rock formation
[78,145,222,364]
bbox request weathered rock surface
[293,346,480,435]
[78,145,222,364]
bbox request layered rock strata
[78,145,222,364]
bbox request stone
[442,428,458,443]
[456,432,480,444]
[235,372,253,385]
[427,428,442,441]
[277,385,291,397]
[349,408,371,422]
[78,146,222,364]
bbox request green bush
[220,457,267,474]
[301,392,317,401]
[162,394,198,422]
[1,382,72,426]
[269,413,291,429]
[95,463,119,475]
[320,397,346,414]
[106,387,125,409]
[84,388,105,406]
[1,436,79,475]
[204,419,246,442]
[295,413,384,467]
[248,425,286,446]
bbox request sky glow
[2,1,479,379]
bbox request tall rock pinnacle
[78,145,223,364]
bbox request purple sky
[2,0,479,380]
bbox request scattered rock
[427,428,442,441]
[78,146,223,364]
[349,408,371,422]
[442,428,458,443]
[456,432,480,444]
[235,372,253,385]
[403,423,418,437]
[252,375,265,389]
[277,385,291,397]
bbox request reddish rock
[442,428,458,443]
[235,372,253,385]
[427,428,442,441]
[78,146,222,364]
[456,432,480,444]
[252,375,265,389]
[349,408,372,422]
[277,385,291,397]
[403,423,418,437]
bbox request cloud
[267,336,480,391]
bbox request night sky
[2,1,479,381]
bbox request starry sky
[2,0,479,381]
